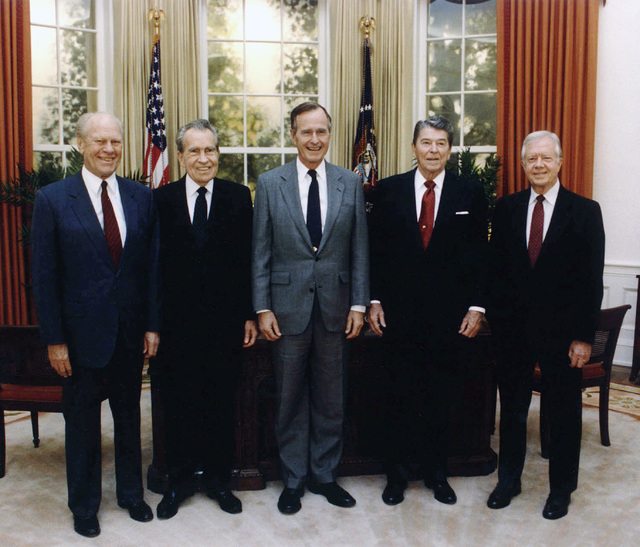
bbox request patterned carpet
[583,382,640,419]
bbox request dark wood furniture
[630,275,640,384]
[0,326,63,478]
[533,305,631,458]
[147,330,497,493]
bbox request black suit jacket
[154,177,254,350]
[488,185,605,346]
[370,169,488,341]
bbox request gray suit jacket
[252,160,369,335]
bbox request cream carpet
[1,389,639,547]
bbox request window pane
[31,0,56,25]
[428,0,462,38]
[283,0,318,41]
[284,153,297,164]
[33,151,63,171]
[208,0,243,39]
[31,26,57,85]
[427,39,461,93]
[466,0,497,35]
[246,96,281,147]
[245,0,281,42]
[246,42,281,94]
[217,153,244,184]
[60,29,97,87]
[465,37,497,91]
[209,95,244,147]
[427,94,461,146]
[208,42,243,93]
[33,87,59,145]
[247,153,282,191]
[59,0,95,29]
[62,88,96,144]
[283,44,318,95]
[463,93,496,146]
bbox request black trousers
[63,330,144,519]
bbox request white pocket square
[456,211,469,215]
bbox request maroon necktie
[528,194,545,267]
[418,180,436,249]
[101,180,123,267]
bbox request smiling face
[522,136,563,195]
[290,107,331,170]
[77,114,123,179]
[412,126,452,181]
[177,128,220,186]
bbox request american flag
[144,35,169,188]
[353,35,378,189]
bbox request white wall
[593,0,640,367]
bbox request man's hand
[458,310,484,338]
[345,310,365,339]
[243,320,258,347]
[48,344,72,377]
[568,340,592,368]
[367,303,386,336]
[258,311,282,341]
[144,331,160,358]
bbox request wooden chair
[533,305,631,458]
[0,326,63,477]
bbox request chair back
[587,305,632,373]
[0,326,60,386]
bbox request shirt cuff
[350,305,366,313]
[469,306,485,314]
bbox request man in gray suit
[252,102,369,514]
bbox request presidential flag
[144,35,169,188]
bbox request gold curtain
[113,0,200,182]
[329,0,414,178]
[497,0,601,197]
[0,0,33,325]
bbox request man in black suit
[153,119,257,520]
[486,130,605,520]
[31,112,158,537]
[368,116,488,507]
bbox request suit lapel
[319,163,345,253]
[399,170,423,250]
[431,172,457,238]
[278,162,313,247]
[538,185,572,262]
[118,177,139,268]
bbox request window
[417,0,497,157]
[205,0,324,192]
[30,0,106,170]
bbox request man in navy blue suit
[31,112,160,538]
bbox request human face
[77,114,123,179]
[290,108,331,170]
[412,127,452,180]
[522,136,562,195]
[178,128,220,186]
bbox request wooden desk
[147,331,497,493]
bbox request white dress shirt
[185,175,214,222]
[82,166,127,244]
[526,179,559,245]
[414,168,446,222]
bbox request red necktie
[528,194,545,267]
[101,180,123,267]
[418,180,436,249]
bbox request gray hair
[412,116,455,147]
[176,119,220,153]
[290,102,332,134]
[76,112,123,140]
[521,131,563,162]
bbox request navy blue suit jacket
[31,172,160,368]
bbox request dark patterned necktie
[101,181,122,267]
[418,180,436,249]
[193,186,208,246]
[528,194,545,267]
[307,169,322,252]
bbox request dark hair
[290,102,332,134]
[412,116,454,147]
[176,119,219,153]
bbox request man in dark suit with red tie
[368,116,488,507]
[153,119,257,520]
[486,131,605,520]
[31,112,159,537]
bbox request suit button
[315,256,320,261]
[309,288,315,293]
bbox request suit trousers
[494,331,582,495]
[272,299,348,489]
[63,328,144,518]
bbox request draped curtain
[0,0,33,325]
[497,0,601,197]
[113,0,200,182]
[329,0,414,178]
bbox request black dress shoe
[118,500,154,522]
[487,481,522,509]
[157,490,191,520]
[278,487,304,515]
[307,481,356,508]
[207,488,242,514]
[424,479,457,505]
[382,480,407,506]
[73,515,100,538]
[542,493,571,520]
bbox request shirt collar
[82,166,118,197]
[529,179,560,206]
[296,157,327,183]
[186,174,214,196]
[414,168,446,192]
